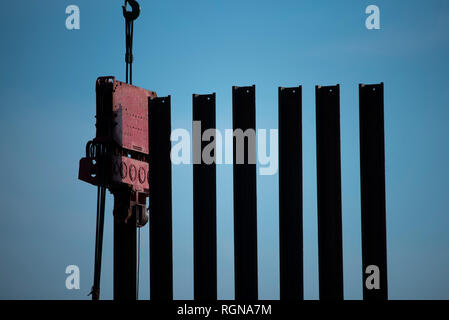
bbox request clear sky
[1,0,449,300]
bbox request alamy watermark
[365,5,380,30]
[171,121,278,176]
[65,265,80,290]
[66,5,80,30]
[365,265,381,290]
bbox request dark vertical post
[315,85,344,300]
[113,188,137,300]
[278,86,303,300]
[359,83,388,300]
[232,85,258,300]
[193,93,217,300]
[148,96,173,300]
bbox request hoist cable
[90,186,101,300]
[125,18,130,84]
[137,226,141,299]
[130,21,134,84]
[126,19,134,84]
[89,146,106,300]
[124,0,137,85]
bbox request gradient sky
[1,0,449,300]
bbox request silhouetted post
[113,188,137,300]
[315,85,344,300]
[232,85,258,300]
[359,83,388,300]
[148,96,173,300]
[278,86,303,300]
[193,93,217,300]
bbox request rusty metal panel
[79,76,156,192]
[112,79,157,154]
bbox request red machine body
[79,76,156,194]
[112,79,153,155]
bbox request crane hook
[122,0,140,21]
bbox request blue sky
[1,0,449,300]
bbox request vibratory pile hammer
[78,76,157,300]
[79,76,156,224]
[78,1,154,300]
